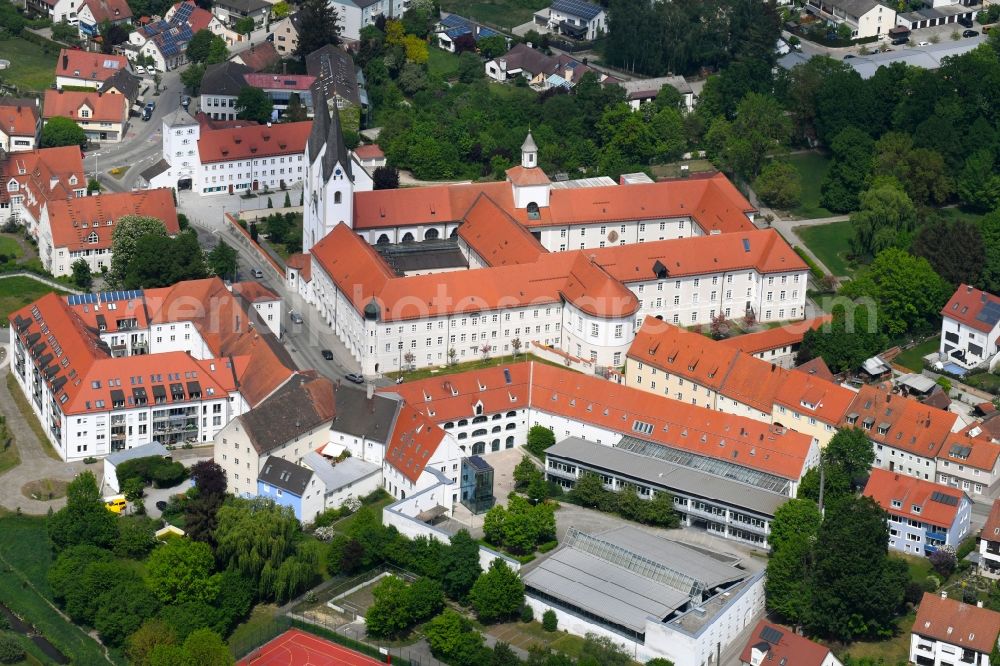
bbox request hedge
[116,455,187,489]
[793,246,825,280]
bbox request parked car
[134,65,146,75]
[959,17,974,28]
[917,40,930,46]
[321,349,334,360]
[181,95,191,109]
[290,311,303,324]
[155,501,168,511]
[963,29,979,37]
[251,268,264,279]
[892,36,909,45]
[345,373,365,384]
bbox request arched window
[457,419,468,427]
[334,191,342,204]
[424,228,439,240]
[457,432,468,440]
[402,232,415,243]
[472,415,487,424]
[491,439,500,452]
[527,202,540,220]
[505,411,518,418]
[376,234,390,244]
[505,423,517,430]
[472,428,487,437]
[473,442,486,455]
[450,227,458,238]
[491,426,501,433]
[443,422,455,429]
[491,413,502,420]
[505,436,514,448]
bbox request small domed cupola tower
[521,131,538,168]
[507,132,550,212]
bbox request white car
[146,66,158,75]
[134,65,146,75]
[917,40,930,46]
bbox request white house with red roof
[863,468,971,557]
[0,98,41,152]
[8,278,296,461]
[55,49,130,90]
[740,620,842,666]
[940,284,1000,371]
[43,88,130,143]
[232,281,282,337]
[36,188,178,276]
[911,592,1000,666]
[979,499,1000,578]
[0,146,87,237]
[77,0,132,40]
[127,1,225,71]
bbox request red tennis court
[238,629,388,666]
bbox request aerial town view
[2,0,1000,664]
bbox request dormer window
[891,499,901,508]
[86,231,98,243]
[79,108,90,118]
[913,505,922,514]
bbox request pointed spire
[521,131,538,169]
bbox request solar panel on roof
[440,14,470,28]
[976,300,1000,327]
[552,0,603,21]
[760,626,783,644]
[930,491,959,506]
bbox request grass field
[833,611,915,665]
[796,220,856,277]
[0,436,20,476]
[786,153,834,219]
[936,206,984,225]
[0,276,67,323]
[439,0,537,29]
[228,604,282,658]
[0,236,23,260]
[0,38,57,92]
[896,337,940,372]
[650,159,716,180]
[964,372,1000,394]
[6,373,62,461]
[485,620,588,657]
[427,47,459,79]
[0,513,118,665]
[388,352,573,381]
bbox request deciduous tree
[40,116,87,148]
[471,560,525,624]
[108,215,169,287]
[207,241,238,280]
[440,529,481,601]
[755,161,802,210]
[236,86,274,124]
[911,217,984,287]
[48,471,118,551]
[147,538,220,604]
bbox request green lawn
[427,47,459,79]
[228,604,283,659]
[0,276,68,324]
[0,38,57,92]
[935,206,984,225]
[650,159,716,180]
[833,611,915,665]
[0,236,23,260]
[895,336,940,372]
[964,372,1000,395]
[387,352,572,381]
[0,435,20,476]
[0,513,118,665]
[439,0,537,29]
[6,373,62,461]
[786,152,834,219]
[796,220,857,277]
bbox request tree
[207,241,238,280]
[796,305,886,374]
[271,0,290,18]
[0,637,24,665]
[469,558,524,624]
[765,499,821,624]
[233,16,255,37]
[372,165,400,190]
[284,93,308,122]
[180,62,206,94]
[93,576,160,646]
[189,460,227,498]
[709,93,790,181]
[180,629,233,666]
[146,538,220,604]
[841,248,951,338]
[115,515,157,558]
[53,19,79,43]
[807,496,907,640]
[40,116,87,148]
[569,472,606,508]
[365,575,414,638]
[477,35,508,59]
[849,179,918,259]
[957,149,1000,212]
[48,471,118,551]
[457,51,483,83]
[755,161,802,210]
[542,609,558,632]
[824,427,875,485]
[929,548,957,578]
[911,217,984,287]
[71,259,93,289]
[492,642,521,666]
[236,86,274,124]
[185,29,217,62]
[206,38,229,65]
[642,490,681,528]
[424,610,490,666]
[526,425,555,457]
[820,126,875,213]
[126,619,176,666]
[483,505,506,545]
[295,0,341,60]
[440,529,482,600]
[108,215,169,287]
[406,576,445,621]
[577,634,632,666]
[513,456,539,489]
[49,545,114,607]
[981,210,1000,294]
[124,231,208,288]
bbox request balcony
[926,529,947,542]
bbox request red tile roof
[67,292,149,332]
[795,356,835,382]
[197,121,311,164]
[243,73,316,91]
[457,193,546,267]
[721,315,832,355]
[773,368,855,426]
[739,620,832,666]
[388,361,815,481]
[353,144,384,160]
[0,146,86,221]
[845,384,957,459]
[506,165,551,186]
[863,468,966,529]
[79,0,133,23]
[231,281,279,303]
[914,593,1000,654]
[942,284,1000,334]
[234,41,280,72]
[384,403,447,484]
[311,223,638,321]
[629,322,739,392]
[55,49,128,84]
[168,0,214,32]
[938,432,1000,472]
[43,89,128,124]
[983,499,1000,543]
[286,253,311,281]
[0,99,40,139]
[46,189,178,252]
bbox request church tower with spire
[506,131,550,213]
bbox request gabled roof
[983,499,1000,543]
[384,403,447,484]
[198,121,311,163]
[231,281,279,303]
[98,69,142,102]
[457,193,546,267]
[201,62,252,97]
[739,620,833,666]
[239,374,335,454]
[629,322,740,392]
[937,434,1000,472]
[0,98,40,138]
[795,356,835,382]
[233,41,280,72]
[80,0,133,24]
[551,0,604,20]
[942,284,1000,334]
[306,45,362,107]
[721,315,831,355]
[47,189,179,252]
[214,0,269,13]
[55,49,127,83]
[845,384,957,459]
[258,456,313,494]
[43,89,128,124]
[863,468,966,529]
[244,73,316,91]
[0,146,86,221]
[913,593,1000,654]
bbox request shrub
[0,637,24,664]
[904,581,924,605]
[537,540,558,553]
[519,604,533,623]
[151,461,187,488]
[542,609,558,632]
[83,456,98,464]
[929,549,957,578]
[924,574,941,591]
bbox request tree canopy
[236,86,274,124]
[108,215,170,287]
[41,116,87,148]
[123,230,208,289]
[295,0,340,59]
[48,471,118,552]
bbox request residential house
[243,73,315,118]
[740,620,843,666]
[435,14,507,53]
[256,454,381,522]
[485,43,610,88]
[142,107,311,194]
[231,281,282,337]
[0,98,41,152]
[211,0,270,32]
[541,0,606,40]
[230,40,281,71]
[618,76,695,112]
[268,12,301,56]
[98,68,144,114]
[940,284,1000,371]
[863,469,971,557]
[329,0,406,41]
[720,315,831,368]
[42,89,130,143]
[77,0,132,41]
[353,144,385,174]
[25,0,77,24]
[55,49,129,89]
[8,277,297,461]
[978,500,1000,579]
[0,146,87,236]
[199,62,252,120]
[934,430,1000,497]
[910,593,1000,666]
[805,0,897,39]
[305,45,365,114]
[127,1,225,71]
[37,188,178,276]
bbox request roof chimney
[978,601,985,608]
[941,591,948,599]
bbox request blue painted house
[257,456,315,520]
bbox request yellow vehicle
[104,495,127,513]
